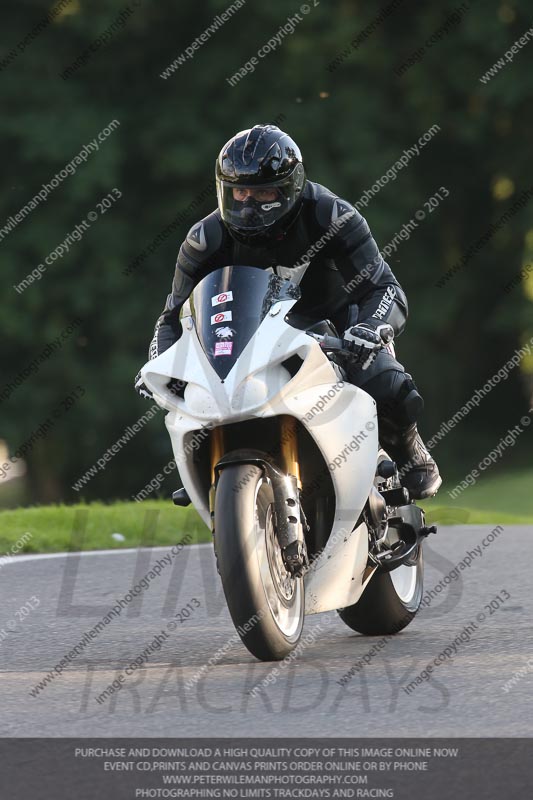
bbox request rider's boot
[379,419,442,500]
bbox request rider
[136,124,441,499]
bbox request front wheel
[214,464,304,661]
[338,527,423,635]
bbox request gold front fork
[209,426,224,533]
[280,415,301,488]
[208,418,300,533]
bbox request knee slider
[377,374,423,426]
[397,378,424,424]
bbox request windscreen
[190,266,300,379]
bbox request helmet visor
[217,175,302,232]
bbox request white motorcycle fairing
[142,279,379,615]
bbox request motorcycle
[141,265,436,661]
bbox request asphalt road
[1,525,531,737]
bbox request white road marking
[2,542,211,566]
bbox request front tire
[338,530,423,635]
[214,464,304,661]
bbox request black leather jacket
[148,180,408,359]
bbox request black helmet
[216,124,306,244]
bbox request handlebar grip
[319,335,345,351]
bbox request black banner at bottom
[1,738,530,799]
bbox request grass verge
[0,469,531,555]
[0,501,211,554]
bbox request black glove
[343,323,394,370]
[134,371,153,400]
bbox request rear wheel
[214,464,304,661]
[338,526,423,635]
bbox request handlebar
[307,332,347,353]
[316,334,346,352]
[307,330,387,367]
